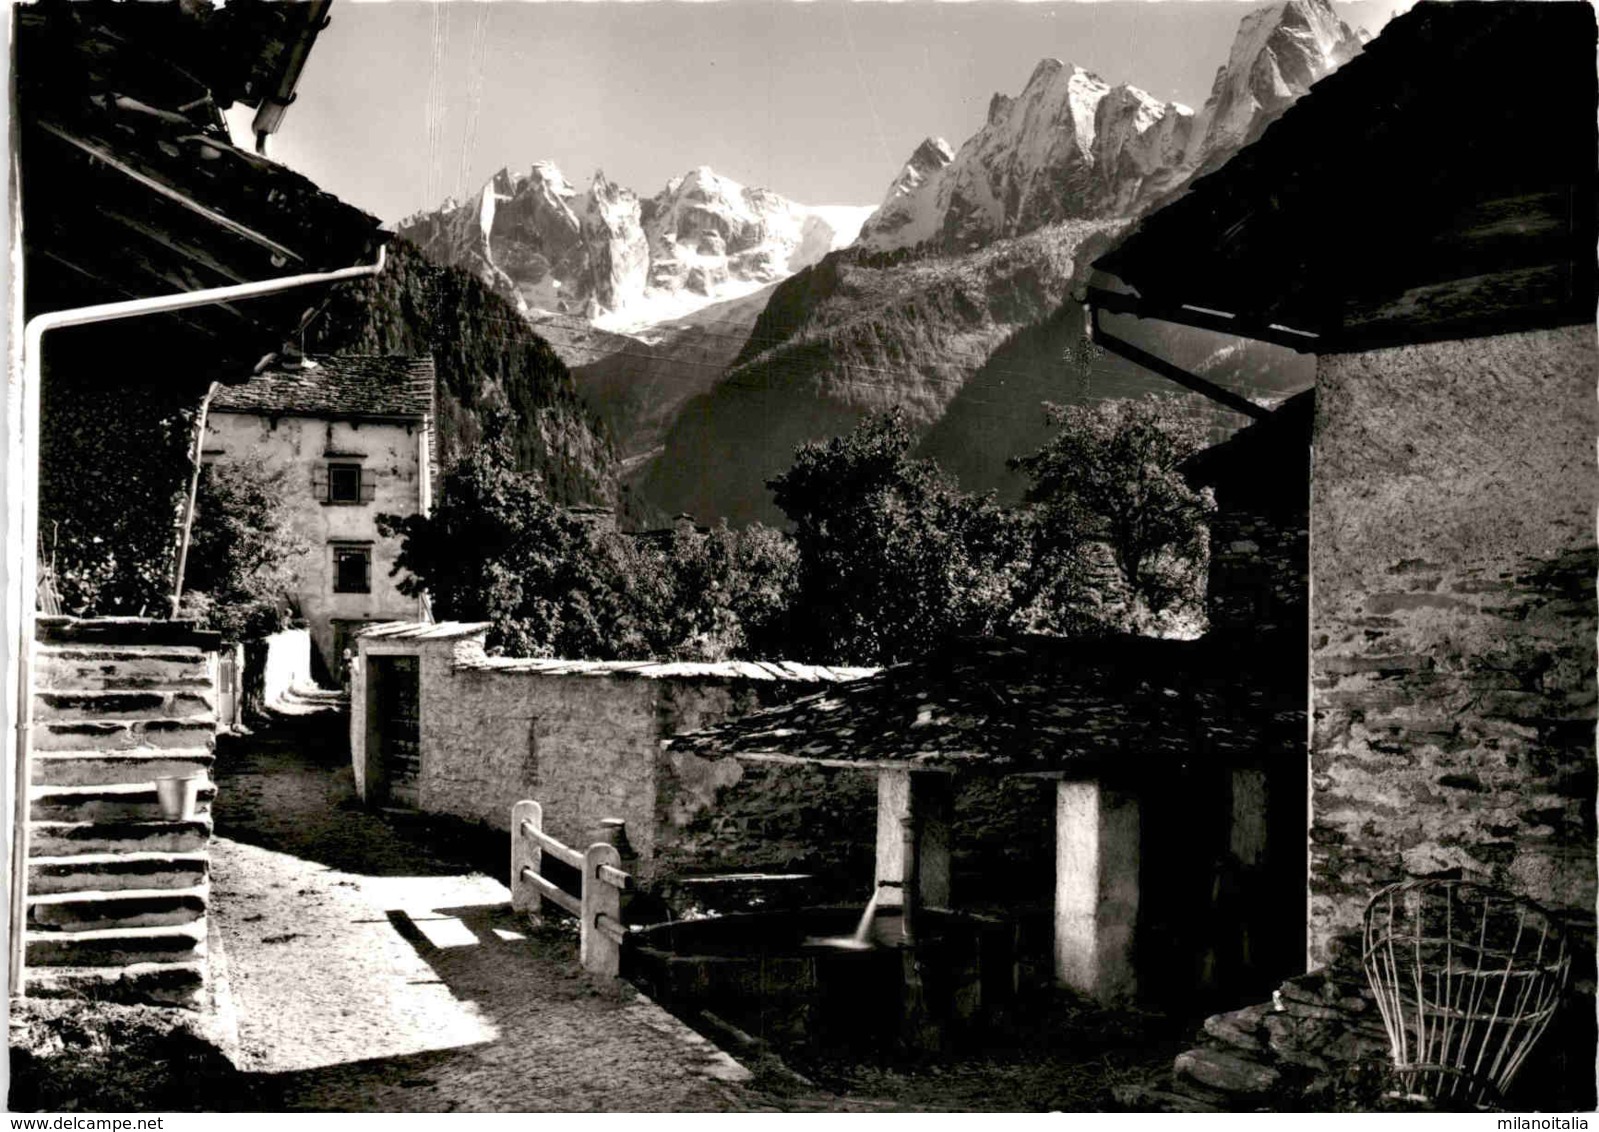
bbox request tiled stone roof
[666,633,1304,776]
[212,355,434,420]
[358,622,495,642]
[457,656,877,684]
[356,621,876,683]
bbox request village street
[208,700,834,1112]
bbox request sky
[260,0,1404,227]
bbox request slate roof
[18,4,385,365]
[458,656,877,684]
[359,622,495,642]
[665,634,1303,777]
[1182,390,1313,516]
[212,355,435,420]
[357,621,877,683]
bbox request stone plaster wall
[205,411,428,675]
[1309,325,1597,963]
[359,636,828,880]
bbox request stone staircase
[23,619,220,1008]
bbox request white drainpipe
[7,245,387,995]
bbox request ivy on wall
[39,360,206,617]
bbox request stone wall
[352,630,859,881]
[1191,391,1313,643]
[1308,325,1598,961]
[1208,507,1309,642]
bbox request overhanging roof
[18,2,384,377]
[1092,1,1597,354]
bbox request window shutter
[362,551,371,593]
[311,466,329,502]
[360,477,375,503]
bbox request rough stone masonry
[1308,324,1598,961]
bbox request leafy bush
[177,455,308,641]
[382,413,797,662]
[1011,396,1213,637]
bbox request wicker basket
[1362,879,1571,1108]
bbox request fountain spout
[851,886,884,947]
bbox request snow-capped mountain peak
[397,162,873,333]
[857,0,1362,254]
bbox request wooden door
[371,655,421,808]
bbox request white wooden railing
[510,800,633,977]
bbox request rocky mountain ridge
[397,163,872,337]
[635,0,1353,521]
[858,0,1364,253]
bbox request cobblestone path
[208,705,827,1112]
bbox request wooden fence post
[511,799,542,918]
[581,841,623,977]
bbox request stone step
[25,961,206,1009]
[28,884,207,933]
[34,690,214,723]
[30,782,214,823]
[34,719,216,753]
[29,818,211,857]
[1174,1045,1282,1098]
[31,749,215,787]
[35,647,211,693]
[1203,1002,1273,1053]
[28,851,208,894]
[26,922,206,967]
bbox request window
[316,462,374,504]
[328,463,363,503]
[333,546,371,594]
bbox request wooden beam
[1090,308,1272,421]
[38,122,305,265]
[1086,286,1323,355]
[519,819,584,870]
[729,751,966,772]
[518,866,581,917]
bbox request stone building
[9,0,384,1006]
[207,355,436,682]
[1084,0,1595,1107]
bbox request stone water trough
[627,904,1017,1054]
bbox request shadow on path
[207,706,820,1112]
[212,706,506,881]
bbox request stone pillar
[874,770,953,909]
[1055,779,1140,1002]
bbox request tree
[378,412,625,658]
[633,522,800,661]
[768,409,1027,665]
[381,411,802,662]
[178,455,309,640]
[1010,396,1213,635]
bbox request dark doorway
[365,655,421,809]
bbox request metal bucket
[154,774,205,821]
